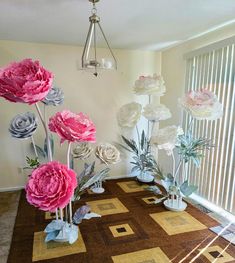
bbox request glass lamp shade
[81,11,117,76]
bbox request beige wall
[160,22,235,172]
[1,23,235,190]
[0,40,161,190]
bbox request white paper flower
[117,102,142,128]
[134,74,166,96]
[179,89,223,120]
[95,143,121,165]
[72,143,93,160]
[42,86,64,106]
[9,112,38,139]
[143,103,171,122]
[151,125,184,155]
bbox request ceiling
[0,0,235,51]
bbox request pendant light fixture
[81,0,117,77]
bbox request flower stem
[67,141,73,226]
[67,142,72,169]
[35,103,52,161]
[147,95,151,139]
[31,136,38,157]
[135,125,140,148]
[171,151,176,184]
[174,159,182,182]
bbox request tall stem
[67,142,72,169]
[67,142,73,225]
[31,136,38,157]
[35,103,52,161]
[171,151,176,184]
[147,95,151,139]
[174,159,182,181]
[135,125,140,148]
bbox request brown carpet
[7,178,235,263]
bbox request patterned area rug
[7,178,235,263]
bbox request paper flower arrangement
[95,143,120,165]
[49,110,96,144]
[0,58,119,244]
[134,74,166,96]
[117,102,142,128]
[151,126,184,156]
[42,86,64,106]
[143,103,171,122]
[26,161,77,212]
[116,73,223,211]
[0,58,53,104]
[9,112,38,139]
[179,89,223,120]
[72,143,93,160]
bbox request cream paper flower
[117,102,142,128]
[151,125,184,155]
[179,89,223,120]
[95,143,121,165]
[143,103,171,122]
[72,143,93,160]
[134,74,166,96]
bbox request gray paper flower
[9,112,38,139]
[42,86,64,106]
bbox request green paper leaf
[180,180,198,196]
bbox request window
[184,36,235,214]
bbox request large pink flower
[179,89,223,120]
[49,110,96,143]
[0,58,53,104]
[25,161,77,212]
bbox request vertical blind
[183,37,235,214]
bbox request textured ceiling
[0,0,235,50]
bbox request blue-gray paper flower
[9,112,38,139]
[42,86,64,106]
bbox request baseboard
[0,175,131,192]
[106,174,135,180]
[0,185,24,192]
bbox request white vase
[137,171,154,183]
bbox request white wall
[160,22,235,173]
[0,40,161,190]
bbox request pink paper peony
[49,110,96,144]
[179,89,223,120]
[25,161,77,212]
[0,58,53,104]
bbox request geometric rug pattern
[32,228,86,261]
[117,181,147,193]
[198,245,235,262]
[150,211,207,235]
[86,197,129,216]
[7,179,235,263]
[111,247,170,263]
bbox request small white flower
[143,103,171,122]
[179,89,223,120]
[95,143,121,165]
[72,143,93,160]
[134,74,166,96]
[151,125,184,155]
[117,102,142,128]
